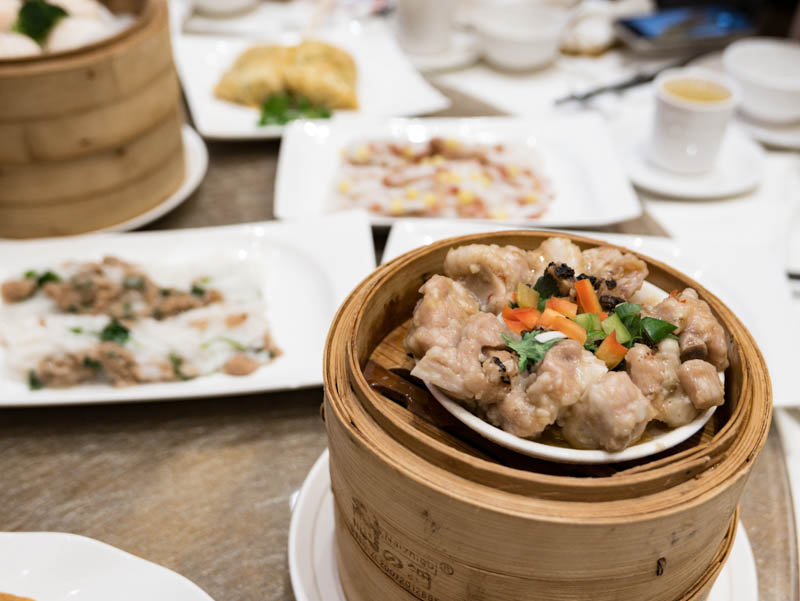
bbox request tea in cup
[648,68,739,174]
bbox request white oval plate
[0,532,214,601]
[427,381,716,465]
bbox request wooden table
[0,88,796,601]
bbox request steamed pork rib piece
[650,288,729,370]
[626,339,697,427]
[404,275,479,359]
[443,244,534,313]
[678,359,724,410]
[490,340,607,438]
[410,313,508,403]
[582,246,648,299]
[527,237,584,282]
[560,372,652,452]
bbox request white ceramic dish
[0,211,375,406]
[288,450,758,601]
[0,532,214,601]
[723,37,800,125]
[469,2,570,71]
[275,114,641,228]
[102,124,208,233]
[382,219,797,408]
[624,124,765,199]
[173,20,450,140]
[427,380,715,464]
[406,30,480,73]
[738,112,800,150]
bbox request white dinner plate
[0,211,375,406]
[275,114,642,228]
[382,219,797,407]
[738,112,800,150]
[100,125,208,233]
[288,450,758,601]
[173,20,450,140]
[0,532,214,601]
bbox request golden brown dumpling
[214,45,289,107]
[283,40,358,110]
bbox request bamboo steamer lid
[323,231,771,601]
[0,0,185,237]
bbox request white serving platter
[173,20,450,140]
[0,211,375,406]
[275,114,642,228]
[383,219,797,408]
[0,532,215,601]
[288,450,758,601]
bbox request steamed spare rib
[443,244,534,313]
[404,238,731,452]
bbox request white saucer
[103,125,208,232]
[405,30,480,73]
[289,450,758,601]
[624,126,765,200]
[738,112,800,150]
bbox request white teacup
[395,0,455,55]
[647,68,739,175]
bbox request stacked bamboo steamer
[0,0,184,238]
[323,231,771,601]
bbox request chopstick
[554,52,707,106]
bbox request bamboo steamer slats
[0,67,180,163]
[323,231,771,601]
[0,0,184,238]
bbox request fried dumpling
[283,40,358,110]
[214,45,289,107]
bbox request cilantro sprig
[259,93,332,126]
[99,318,130,345]
[502,330,560,371]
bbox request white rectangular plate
[275,114,642,228]
[0,211,375,406]
[383,218,796,407]
[173,20,450,140]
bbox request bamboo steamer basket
[0,0,184,238]
[323,231,771,601]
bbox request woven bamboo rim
[322,231,770,601]
[337,231,771,502]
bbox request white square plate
[0,211,375,406]
[173,20,450,140]
[274,114,642,227]
[383,219,797,407]
[0,532,214,601]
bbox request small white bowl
[470,2,569,71]
[723,37,800,125]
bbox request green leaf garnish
[259,92,332,126]
[28,370,43,390]
[82,357,102,370]
[502,331,560,371]
[190,283,205,297]
[169,353,192,380]
[69,326,83,334]
[583,330,606,352]
[99,318,129,344]
[24,270,61,287]
[13,0,67,44]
